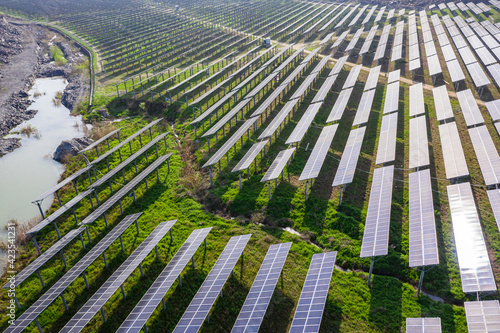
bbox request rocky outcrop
[0,16,23,64]
[61,75,88,111]
[53,136,93,163]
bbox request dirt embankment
[0,15,90,156]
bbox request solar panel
[343,65,362,89]
[406,318,442,333]
[374,42,389,60]
[5,213,142,333]
[487,63,500,87]
[291,74,318,100]
[487,189,500,231]
[409,115,430,169]
[468,125,500,186]
[432,86,454,121]
[440,44,457,62]
[231,242,291,333]
[117,227,212,332]
[203,117,258,168]
[364,66,381,91]
[349,4,369,27]
[261,148,296,182]
[332,127,365,187]
[398,9,405,16]
[27,189,93,235]
[299,125,339,181]
[312,75,338,104]
[437,33,451,47]
[79,128,122,154]
[467,34,484,49]
[80,153,172,225]
[468,62,491,88]
[190,91,237,125]
[409,58,422,71]
[457,46,477,66]
[387,70,400,84]
[479,34,500,49]
[376,113,398,165]
[289,251,337,333]
[173,234,250,333]
[360,165,394,257]
[4,228,84,289]
[353,89,376,126]
[362,5,377,25]
[408,169,439,267]
[383,81,399,114]
[485,99,500,121]
[329,55,348,75]
[374,6,385,22]
[327,88,353,122]
[311,55,331,74]
[91,119,163,166]
[447,183,497,293]
[428,55,443,77]
[438,122,469,179]
[332,31,349,48]
[320,5,351,32]
[258,99,299,140]
[424,41,437,57]
[409,83,425,117]
[387,8,395,20]
[409,43,420,61]
[232,141,269,173]
[300,47,322,65]
[61,220,176,333]
[345,28,364,52]
[446,59,466,82]
[286,103,322,145]
[465,301,500,332]
[456,89,485,126]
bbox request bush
[50,45,67,66]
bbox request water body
[0,78,87,240]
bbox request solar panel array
[345,28,364,53]
[79,128,122,154]
[332,127,366,187]
[364,66,381,92]
[409,83,425,117]
[375,24,392,61]
[464,300,500,332]
[173,234,251,333]
[289,251,337,333]
[438,122,469,179]
[359,26,379,56]
[327,88,353,122]
[432,86,454,121]
[231,242,291,333]
[117,227,212,332]
[233,141,269,172]
[409,115,430,169]
[353,89,376,126]
[5,228,85,289]
[286,103,322,144]
[299,125,339,181]
[390,21,404,62]
[6,213,143,333]
[261,148,296,182]
[408,169,439,267]
[343,65,362,89]
[468,125,500,186]
[360,165,394,258]
[408,13,421,71]
[61,220,176,332]
[447,183,497,293]
[456,89,484,127]
[406,318,442,333]
[376,113,398,165]
[383,81,400,114]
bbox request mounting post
[368,256,375,286]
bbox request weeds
[52,91,63,106]
[50,45,67,66]
[18,124,41,139]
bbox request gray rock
[53,136,93,163]
[97,108,110,118]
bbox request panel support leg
[417,269,425,296]
[368,256,375,286]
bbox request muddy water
[0,78,88,241]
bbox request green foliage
[50,45,67,66]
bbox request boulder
[53,136,93,163]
